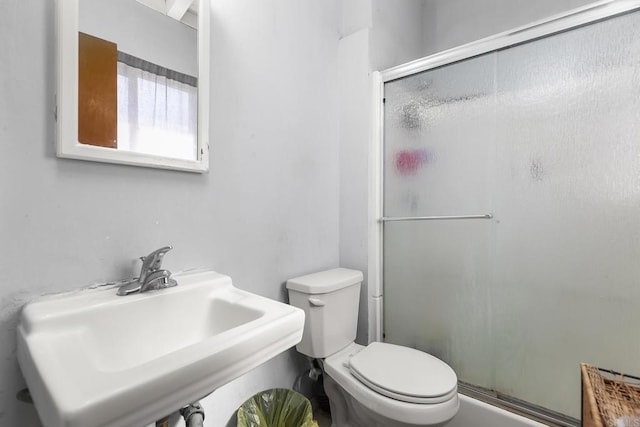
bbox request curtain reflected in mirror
[117,54,197,160]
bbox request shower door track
[458,383,580,427]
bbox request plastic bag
[237,388,319,427]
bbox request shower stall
[375,1,640,423]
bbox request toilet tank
[286,268,363,358]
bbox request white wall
[370,0,426,71]
[338,0,426,344]
[422,0,596,55]
[338,28,371,344]
[0,0,339,425]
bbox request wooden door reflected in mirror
[78,32,117,149]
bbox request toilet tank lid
[286,268,363,294]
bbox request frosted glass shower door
[491,10,640,416]
[382,8,640,419]
[383,53,497,389]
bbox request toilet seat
[324,343,459,426]
[348,342,457,404]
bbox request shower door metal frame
[369,0,640,350]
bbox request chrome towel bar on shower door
[379,214,493,222]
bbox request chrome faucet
[117,246,178,296]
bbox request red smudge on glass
[395,149,429,175]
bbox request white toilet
[287,268,459,427]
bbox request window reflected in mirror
[116,51,197,160]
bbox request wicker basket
[581,363,640,427]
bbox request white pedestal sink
[17,269,305,427]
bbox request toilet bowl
[287,268,459,427]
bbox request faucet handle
[140,246,173,271]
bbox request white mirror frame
[56,0,210,173]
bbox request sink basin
[17,269,305,427]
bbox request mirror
[56,0,210,172]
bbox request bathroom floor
[311,398,332,427]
